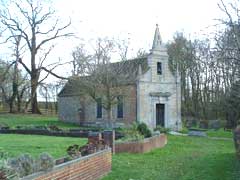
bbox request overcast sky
[53,0,224,45]
[49,0,225,76]
[0,0,228,83]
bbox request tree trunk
[31,71,41,114]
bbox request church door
[156,104,165,127]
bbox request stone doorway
[156,103,165,127]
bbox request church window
[117,96,123,118]
[96,98,102,118]
[157,62,162,75]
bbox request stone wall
[115,134,167,153]
[137,45,181,130]
[22,149,112,180]
[58,96,82,124]
[58,85,137,127]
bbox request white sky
[0,0,230,99]
[49,0,225,77]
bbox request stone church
[58,25,181,130]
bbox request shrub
[48,125,62,131]
[38,153,54,171]
[0,150,18,180]
[121,123,144,142]
[8,154,36,177]
[66,144,81,158]
[154,125,170,134]
[0,123,9,130]
[137,123,152,138]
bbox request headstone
[199,121,208,129]
[209,120,221,130]
[188,130,207,137]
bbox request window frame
[96,98,102,118]
[157,62,162,75]
[117,96,123,118]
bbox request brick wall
[115,134,167,153]
[22,149,112,180]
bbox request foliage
[120,123,144,142]
[103,135,240,180]
[66,145,81,158]
[137,123,152,138]
[154,125,170,134]
[225,80,240,129]
[47,125,62,131]
[8,154,36,177]
[178,126,189,134]
[8,152,54,177]
[38,153,54,171]
[0,149,18,180]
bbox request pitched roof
[58,57,149,97]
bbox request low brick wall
[22,149,112,180]
[115,134,167,153]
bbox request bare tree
[0,0,72,114]
[71,38,140,127]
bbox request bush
[0,150,18,180]
[8,152,55,178]
[137,123,152,138]
[8,154,36,178]
[48,125,62,131]
[38,153,54,171]
[120,123,144,142]
[154,126,170,134]
[66,144,81,158]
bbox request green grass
[103,135,240,180]
[0,134,87,159]
[206,129,233,138]
[0,113,79,129]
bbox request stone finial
[151,24,162,51]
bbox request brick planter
[234,127,240,159]
[115,134,167,153]
[22,148,112,180]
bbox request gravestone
[188,129,207,137]
[209,120,221,130]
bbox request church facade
[58,25,181,130]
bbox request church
[58,25,182,130]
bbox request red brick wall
[23,149,111,180]
[115,134,167,153]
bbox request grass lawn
[103,135,240,180]
[0,134,87,159]
[206,129,233,138]
[0,113,79,129]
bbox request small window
[117,96,123,118]
[157,62,162,75]
[96,98,102,118]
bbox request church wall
[58,96,83,124]
[58,85,137,127]
[137,47,181,130]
